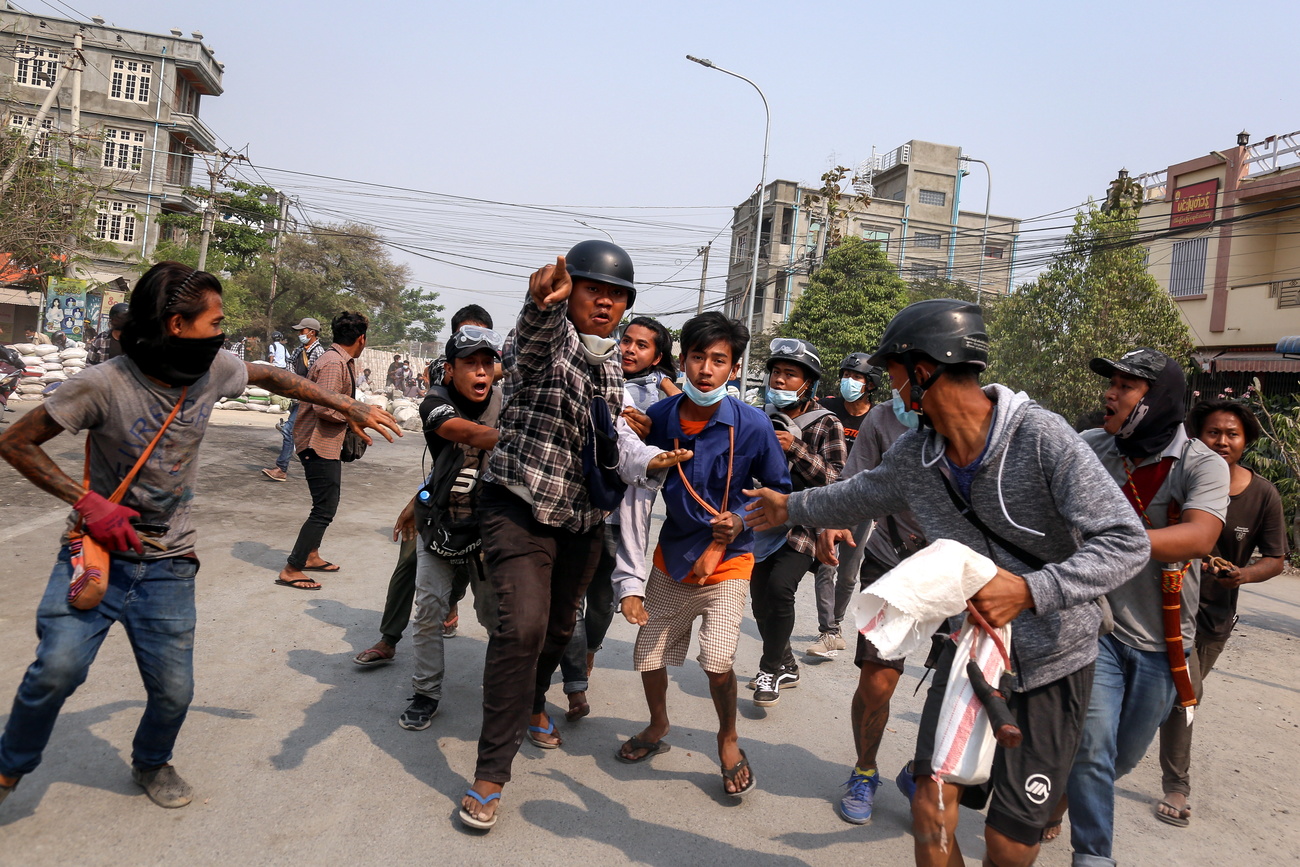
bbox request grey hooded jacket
[787,384,1150,691]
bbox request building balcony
[167,112,218,154]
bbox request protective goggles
[769,338,804,356]
[451,325,504,352]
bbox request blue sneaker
[839,768,882,824]
[896,762,916,802]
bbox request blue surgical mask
[298,334,310,345]
[891,388,920,429]
[683,377,727,407]
[766,387,801,409]
[840,378,865,402]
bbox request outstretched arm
[246,362,402,446]
[0,405,81,504]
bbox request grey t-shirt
[844,403,927,568]
[45,350,249,560]
[1082,427,1230,651]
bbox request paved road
[0,403,1297,865]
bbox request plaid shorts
[633,567,749,674]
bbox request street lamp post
[687,55,769,391]
[962,156,992,305]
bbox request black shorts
[853,550,906,671]
[913,639,1094,846]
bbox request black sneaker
[776,664,800,689]
[398,694,439,730]
[753,670,780,707]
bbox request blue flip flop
[458,788,501,830]
[527,717,561,749]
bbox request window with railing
[14,43,59,88]
[103,128,146,171]
[110,58,153,103]
[95,201,138,243]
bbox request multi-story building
[1133,129,1300,377]
[724,140,1022,335]
[0,8,224,340]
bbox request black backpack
[414,386,501,559]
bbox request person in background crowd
[357,368,371,393]
[353,305,498,669]
[615,312,789,798]
[260,318,325,482]
[387,354,405,393]
[275,312,371,591]
[745,300,1150,867]
[0,262,398,812]
[51,332,68,351]
[550,314,679,723]
[748,339,846,708]
[268,332,288,369]
[24,328,51,346]
[1153,399,1285,828]
[457,241,687,831]
[807,352,882,660]
[1063,348,1228,864]
[86,303,130,365]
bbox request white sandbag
[32,344,58,357]
[17,393,43,400]
[363,394,386,407]
[927,619,1013,788]
[39,374,67,384]
[246,387,272,398]
[17,383,45,395]
[62,359,86,369]
[220,401,249,411]
[250,403,268,412]
[266,403,285,415]
[59,348,87,361]
[852,539,997,660]
[12,343,37,354]
[43,362,65,371]
[20,356,43,367]
[400,415,422,432]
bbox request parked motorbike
[0,345,27,419]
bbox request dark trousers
[750,542,815,673]
[379,537,418,645]
[474,484,604,784]
[557,534,618,693]
[288,450,341,568]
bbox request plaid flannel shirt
[783,411,847,556]
[85,330,120,365]
[292,345,354,460]
[485,296,624,533]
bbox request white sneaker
[805,632,840,659]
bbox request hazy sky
[25,0,1300,331]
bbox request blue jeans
[559,533,617,694]
[275,402,300,472]
[1067,633,1178,866]
[0,548,198,777]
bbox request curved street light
[687,55,770,388]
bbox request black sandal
[722,749,756,798]
[615,735,671,764]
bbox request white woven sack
[33,345,58,357]
[20,356,43,367]
[246,387,272,398]
[221,402,249,411]
[927,619,1012,788]
[39,373,67,384]
[43,362,64,371]
[59,348,87,361]
[12,343,37,354]
[17,383,45,395]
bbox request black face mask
[1114,360,1186,459]
[123,331,226,387]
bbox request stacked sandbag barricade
[212,360,286,414]
[387,395,422,432]
[8,341,87,400]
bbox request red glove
[73,491,144,555]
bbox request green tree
[155,181,279,272]
[0,123,109,282]
[985,198,1194,426]
[774,237,910,388]
[369,286,445,345]
[908,276,978,305]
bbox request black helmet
[108,302,130,329]
[839,352,884,392]
[766,337,824,381]
[272,331,284,341]
[566,239,636,308]
[868,299,988,370]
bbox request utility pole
[68,33,83,163]
[265,191,290,341]
[696,242,711,314]
[191,149,248,271]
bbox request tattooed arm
[245,362,403,445]
[0,406,83,504]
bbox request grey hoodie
[787,384,1150,691]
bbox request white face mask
[299,334,310,345]
[578,333,618,364]
[891,388,920,429]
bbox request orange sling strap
[673,424,735,584]
[1122,456,1197,709]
